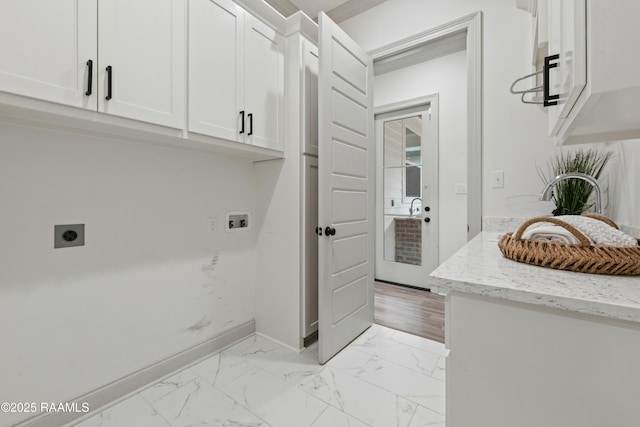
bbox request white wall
[607,140,640,229]
[376,51,468,262]
[341,0,560,224]
[0,123,255,426]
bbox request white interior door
[318,13,374,364]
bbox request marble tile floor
[68,324,446,427]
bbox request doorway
[375,99,439,287]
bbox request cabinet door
[303,41,319,156]
[188,0,245,141]
[547,0,586,136]
[98,0,185,129]
[244,15,284,151]
[0,1,97,110]
[303,155,319,338]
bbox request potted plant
[537,149,612,215]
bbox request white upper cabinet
[189,0,284,151]
[545,0,586,137]
[0,0,285,158]
[0,1,97,110]
[0,0,185,129]
[540,0,640,144]
[244,15,284,151]
[98,0,185,129]
[188,0,244,142]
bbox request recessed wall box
[54,224,85,248]
[226,212,250,232]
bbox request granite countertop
[428,232,640,323]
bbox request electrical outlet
[491,170,504,188]
[54,224,85,248]
[207,217,216,233]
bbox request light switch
[455,183,467,194]
[491,170,504,188]
[207,217,216,233]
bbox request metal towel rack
[510,54,560,106]
[510,70,543,104]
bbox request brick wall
[394,218,422,265]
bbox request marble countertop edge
[427,275,640,324]
[428,232,640,324]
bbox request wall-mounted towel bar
[511,54,560,106]
[509,69,543,105]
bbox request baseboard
[13,320,255,427]
[255,332,302,353]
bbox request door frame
[368,11,483,241]
[375,95,439,286]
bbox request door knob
[424,206,431,212]
[315,226,322,236]
[424,217,431,223]
[324,226,336,236]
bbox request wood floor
[374,281,445,343]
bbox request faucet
[409,197,422,215]
[539,172,602,214]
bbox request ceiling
[264,0,387,22]
[289,0,351,18]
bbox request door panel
[303,156,319,338]
[333,191,367,223]
[303,43,319,155]
[547,0,586,136]
[331,41,368,94]
[244,15,284,151]
[332,141,367,178]
[0,1,97,110]
[332,234,368,274]
[318,13,374,364]
[188,0,244,141]
[98,0,185,128]
[332,277,368,323]
[331,91,368,135]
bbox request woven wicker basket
[498,214,640,275]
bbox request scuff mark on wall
[185,316,212,334]
[199,251,221,298]
[201,251,219,273]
